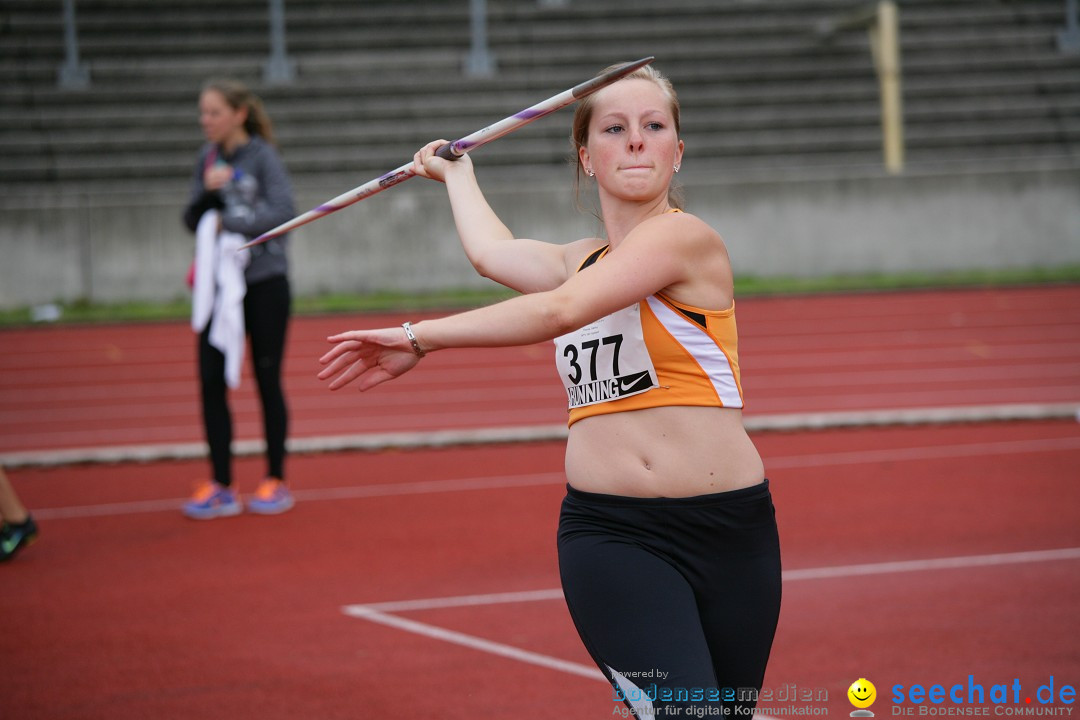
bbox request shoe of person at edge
[246,479,294,516]
[183,481,243,520]
[1,514,39,561]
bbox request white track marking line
[31,472,565,520]
[4,402,1077,468]
[344,547,1080,614]
[342,605,605,681]
[358,588,566,614]
[341,548,1080,691]
[336,608,786,720]
[291,472,565,501]
[29,435,1080,520]
[780,546,1080,580]
[765,436,1080,470]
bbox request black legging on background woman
[198,274,291,487]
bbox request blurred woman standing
[181,79,296,519]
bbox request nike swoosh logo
[617,371,655,395]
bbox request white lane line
[356,588,567,614]
[31,472,566,520]
[340,548,1080,701]
[342,605,605,681]
[780,547,1080,580]
[28,434,1080,520]
[340,610,784,720]
[4,402,1077,468]
[765,435,1080,469]
[343,547,1080,616]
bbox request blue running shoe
[246,479,294,515]
[183,481,242,520]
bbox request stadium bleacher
[2,0,1078,190]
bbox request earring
[673,164,681,173]
[586,169,595,177]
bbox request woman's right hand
[203,164,233,192]
[412,139,473,183]
[318,326,422,392]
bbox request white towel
[192,210,250,389]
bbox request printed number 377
[563,334,623,384]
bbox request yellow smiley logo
[848,678,877,709]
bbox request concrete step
[8,91,1079,161]
[8,40,1074,109]
[2,0,1075,188]
[5,0,1064,37]
[6,2,1064,65]
[5,115,1075,185]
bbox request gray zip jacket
[183,136,295,285]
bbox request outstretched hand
[318,327,421,391]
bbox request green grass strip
[2,265,1078,327]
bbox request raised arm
[319,212,726,391]
[413,140,582,294]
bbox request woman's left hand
[318,327,421,391]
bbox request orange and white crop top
[553,244,744,427]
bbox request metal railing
[465,0,496,77]
[55,0,575,89]
[57,0,89,89]
[56,0,299,88]
[818,1,905,175]
[263,0,296,85]
[1060,0,1080,53]
[52,0,1080,91]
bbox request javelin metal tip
[612,56,656,77]
[571,56,657,99]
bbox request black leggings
[557,481,781,718]
[198,275,290,487]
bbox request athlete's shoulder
[634,210,724,252]
[661,209,718,233]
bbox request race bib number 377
[554,303,658,409]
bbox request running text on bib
[554,303,659,409]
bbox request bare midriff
[564,405,765,498]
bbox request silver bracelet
[402,322,426,358]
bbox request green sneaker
[1,515,39,562]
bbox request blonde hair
[202,78,276,146]
[570,63,684,212]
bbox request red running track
[1,285,1078,455]
[0,285,1078,719]
[0,421,1077,719]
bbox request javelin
[240,56,655,249]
